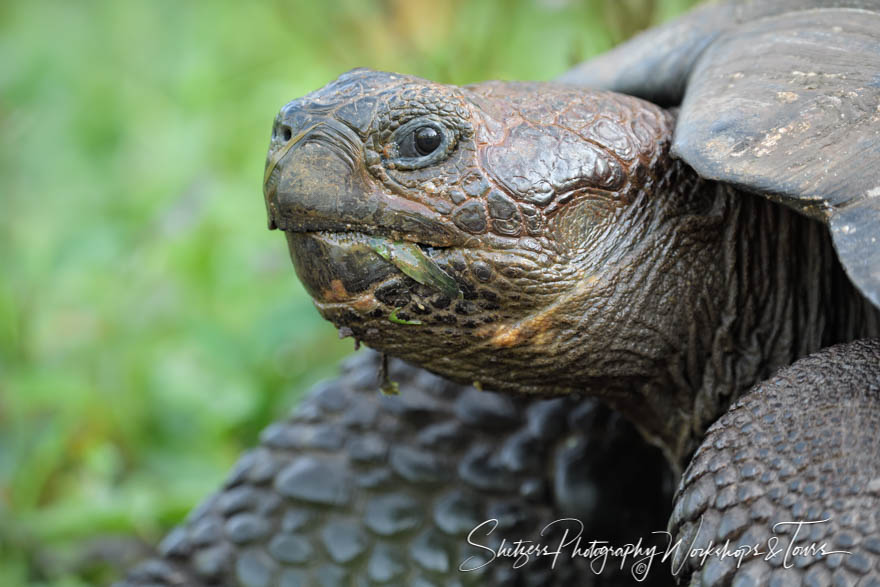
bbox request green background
[0,0,699,584]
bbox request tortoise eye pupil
[414,126,441,156]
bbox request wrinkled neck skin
[585,177,880,468]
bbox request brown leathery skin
[265,69,880,466]
[668,339,880,586]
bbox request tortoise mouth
[285,231,395,305]
[285,230,460,308]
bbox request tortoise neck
[699,189,880,454]
[712,187,880,390]
[603,184,880,468]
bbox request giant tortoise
[121,0,880,585]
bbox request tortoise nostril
[282,127,292,141]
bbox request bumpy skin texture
[265,69,880,464]
[563,1,880,308]
[119,351,675,586]
[669,339,880,585]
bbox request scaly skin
[670,339,880,585]
[117,344,880,586]
[264,69,880,465]
[118,351,675,586]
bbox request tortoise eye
[386,117,455,169]
[396,122,446,159]
[414,126,441,155]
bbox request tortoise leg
[668,339,880,586]
[117,351,673,586]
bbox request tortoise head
[264,68,713,396]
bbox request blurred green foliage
[0,0,699,584]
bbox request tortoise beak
[263,123,322,230]
[263,120,367,234]
[263,116,458,247]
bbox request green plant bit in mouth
[369,238,461,299]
